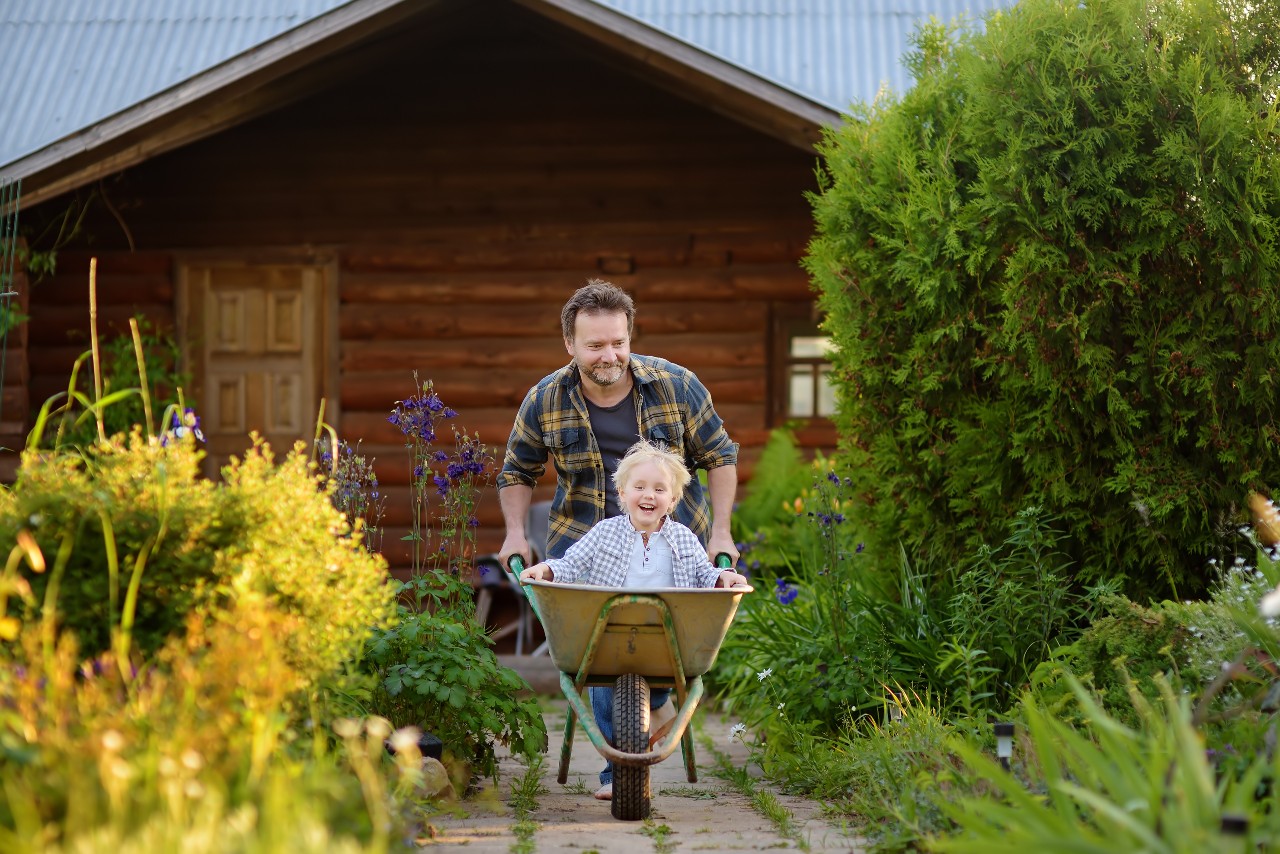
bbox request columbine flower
[756,668,773,681]
[161,407,205,445]
[775,577,799,605]
[729,723,747,741]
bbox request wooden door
[179,263,331,477]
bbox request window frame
[769,302,835,427]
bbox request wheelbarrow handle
[714,553,733,569]
[508,554,526,573]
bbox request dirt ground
[422,698,866,852]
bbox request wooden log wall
[20,1,835,575]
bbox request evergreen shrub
[806,0,1280,598]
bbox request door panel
[181,264,329,478]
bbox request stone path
[422,699,865,852]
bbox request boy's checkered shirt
[545,514,722,588]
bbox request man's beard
[580,357,627,386]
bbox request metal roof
[595,0,1014,112]
[0,0,1015,172]
[0,0,353,169]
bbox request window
[771,304,836,424]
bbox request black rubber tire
[611,673,651,820]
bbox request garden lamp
[994,722,1015,771]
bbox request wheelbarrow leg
[671,678,699,783]
[557,693,579,784]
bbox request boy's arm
[542,524,601,585]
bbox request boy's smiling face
[620,459,677,533]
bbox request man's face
[566,310,630,388]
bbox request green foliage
[729,427,813,554]
[946,507,1118,709]
[715,464,913,734]
[741,692,981,852]
[717,454,1104,730]
[0,431,395,682]
[933,676,1280,853]
[0,432,227,660]
[807,0,1280,598]
[1031,595,1185,727]
[0,601,418,852]
[215,438,397,683]
[41,317,188,451]
[362,570,547,782]
[343,377,546,784]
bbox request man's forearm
[498,484,534,537]
[706,464,738,537]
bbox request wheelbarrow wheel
[611,673,651,821]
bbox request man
[496,279,740,802]
[497,279,739,568]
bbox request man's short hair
[561,279,636,341]
[613,439,691,504]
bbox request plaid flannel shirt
[498,354,738,559]
[545,514,722,588]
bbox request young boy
[519,439,747,800]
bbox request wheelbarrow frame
[509,556,749,819]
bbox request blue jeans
[590,685,671,786]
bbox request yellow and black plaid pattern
[498,354,737,559]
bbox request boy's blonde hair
[613,439,691,503]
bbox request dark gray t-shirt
[584,392,639,520]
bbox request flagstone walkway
[422,698,866,852]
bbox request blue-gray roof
[596,0,1013,113]
[0,0,1015,173]
[0,0,352,169]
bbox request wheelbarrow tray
[522,580,749,680]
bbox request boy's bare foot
[594,783,612,800]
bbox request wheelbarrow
[508,554,751,821]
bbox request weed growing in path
[698,732,808,851]
[640,819,676,853]
[508,754,545,854]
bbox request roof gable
[0,0,1014,207]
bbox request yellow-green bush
[0,428,403,850]
[0,431,394,683]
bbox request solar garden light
[994,722,1015,771]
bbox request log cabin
[0,0,1012,585]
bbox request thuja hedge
[806,0,1280,598]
